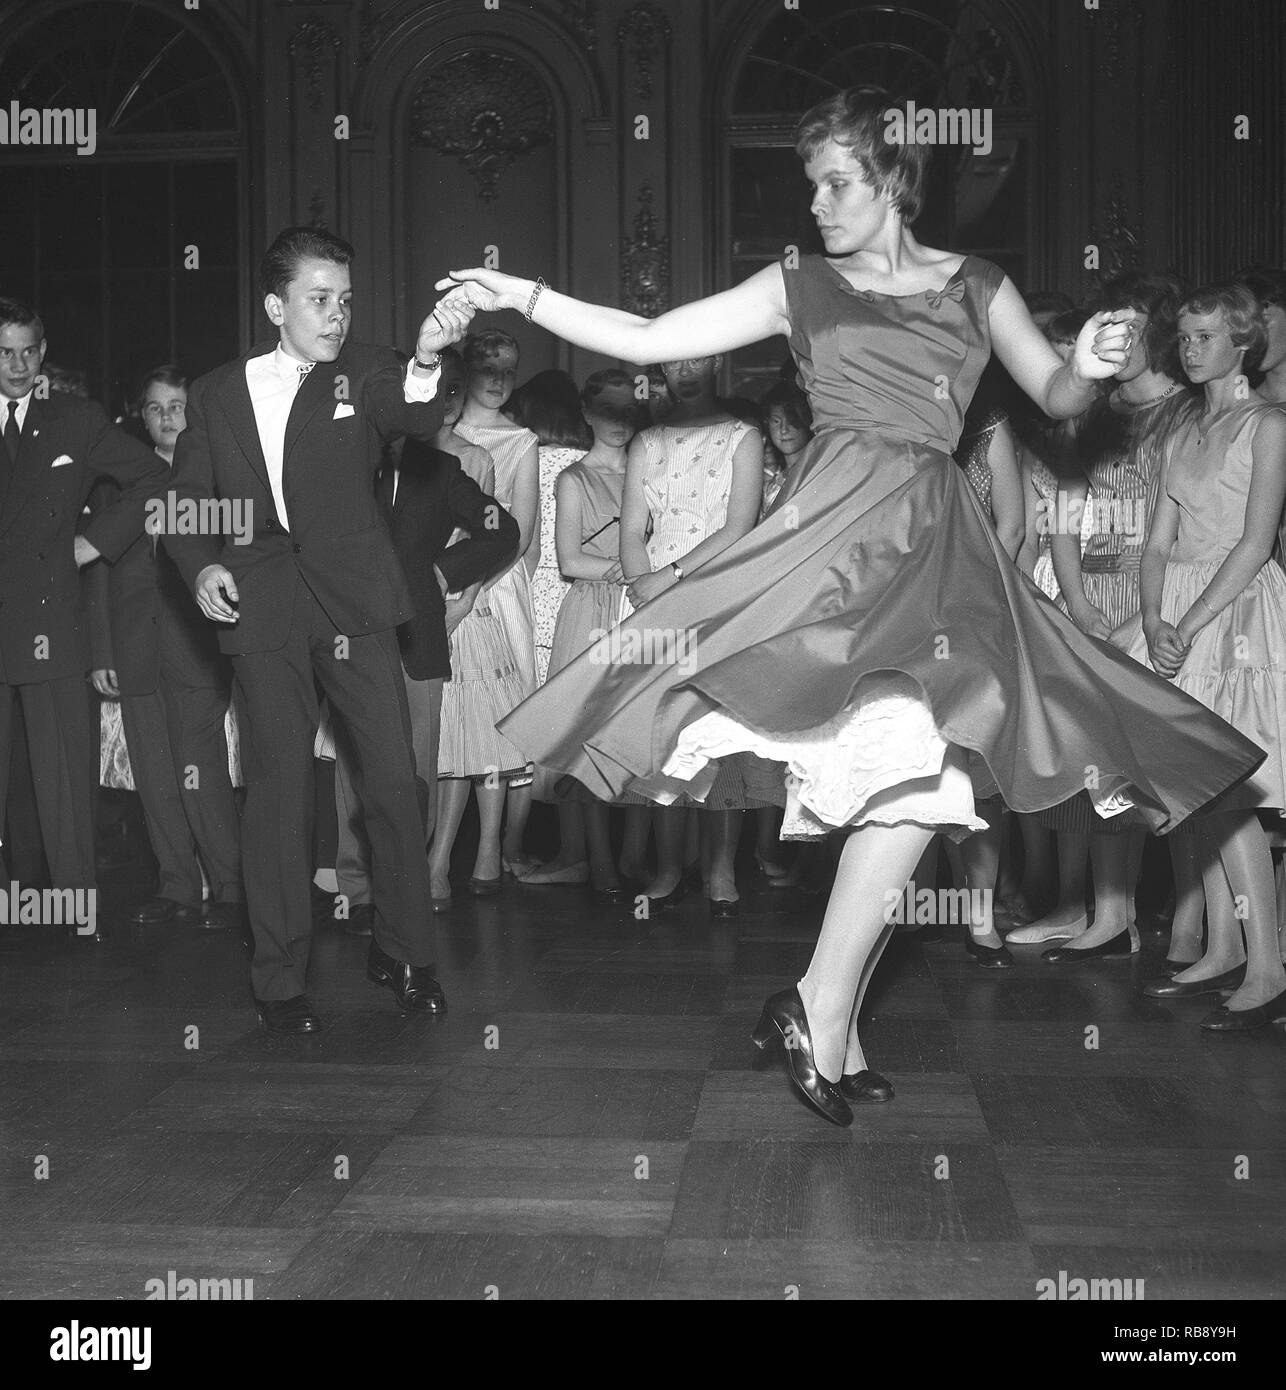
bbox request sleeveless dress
[529,444,584,684]
[625,415,778,812]
[456,420,540,697]
[1120,402,1286,809]
[499,255,1262,837]
[436,431,531,782]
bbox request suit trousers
[0,676,95,889]
[117,639,241,908]
[232,575,435,999]
[335,672,442,907]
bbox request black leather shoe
[469,876,501,897]
[198,900,245,932]
[367,940,445,1013]
[839,1069,894,1103]
[342,902,375,937]
[644,883,687,913]
[1199,985,1286,1031]
[1042,930,1134,962]
[1144,965,1245,999]
[751,986,852,1127]
[126,896,199,925]
[965,936,1014,968]
[256,995,320,1035]
[709,898,740,918]
[1161,957,1202,976]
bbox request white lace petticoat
[648,672,1133,840]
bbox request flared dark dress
[500,255,1263,837]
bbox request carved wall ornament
[1097,190,1141,277]
[410,52,554,203]
[622,182,669,318]
[288,18,341,112]
[617,1,671,101]
[357,0,393,67]
[560,0,599,55]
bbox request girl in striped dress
[454,330,542,883]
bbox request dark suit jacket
[83,475,227,697]
[164,341,446,655]
[385,440,519,680]
[0,393,169,685]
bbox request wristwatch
[414,351,441,371]
[670,562,684,579]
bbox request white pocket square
[333,403,355,420]
[51,453,74,467]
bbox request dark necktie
[3,400,19,461]
[1,400,18,495]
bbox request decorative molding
[1101,0,1144,84]
[560,0,599,55]
[616,1,671,101]
[410,51,554,203]
[357,0,393,67]
[621,182,669,318]
[1096,187,1141,277]
[288,19,341,112]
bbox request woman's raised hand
[1073,308,1137,381]
[433,268,532,317]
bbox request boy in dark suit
[0,299,169,900]
[333,349,520,933]
[164,228,473,1033]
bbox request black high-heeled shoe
[839,1069,894,1103]
[1199,984,1286,1031]
[751,987,853,1127]
[965,936,1014,969]
[1042,930,1134,962]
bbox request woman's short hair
[1096,271,1187,380]
[759,380,814,434]
[1180,282,1268,372]
[463,329,520,365]
[794,88,929,222]
[504,368,592,448]
[582,368,648,431]
[134,364,187,413]
[1236,265,1286,312]
[1043,309,1090,347]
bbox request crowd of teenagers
[4,88,1286,1126]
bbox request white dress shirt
[244,345,439,530]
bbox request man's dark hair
[0,297,45,340]
[1235,264,1286,311]
[260,226,355,299]
[1094,270,1188,381]
[134,363,188,413]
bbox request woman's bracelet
[524,277,548,322]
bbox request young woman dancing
[432,90,1263,1126]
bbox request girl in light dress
[620,355,766,914]
[427,346,529,907]
[1015,275,1194,961]
[453,330,541,883]
[521,370,643,891]
[1117,284,1286,1029]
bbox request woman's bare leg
[797,822,936,1083]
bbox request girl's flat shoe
[966,936,1014,969]
[469,876,502,897]
[1199,985,1286,1031]
[709,898,740,918]
[518,861,590,886]
[501,856,542,879]
[839,1069,894,1103]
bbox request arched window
[0,2,244,410]
[718,0,1037,394]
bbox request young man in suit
[84,366,243,931]
[332,349,520,934]
[0,299,170,905]
[165,227,474,1034]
